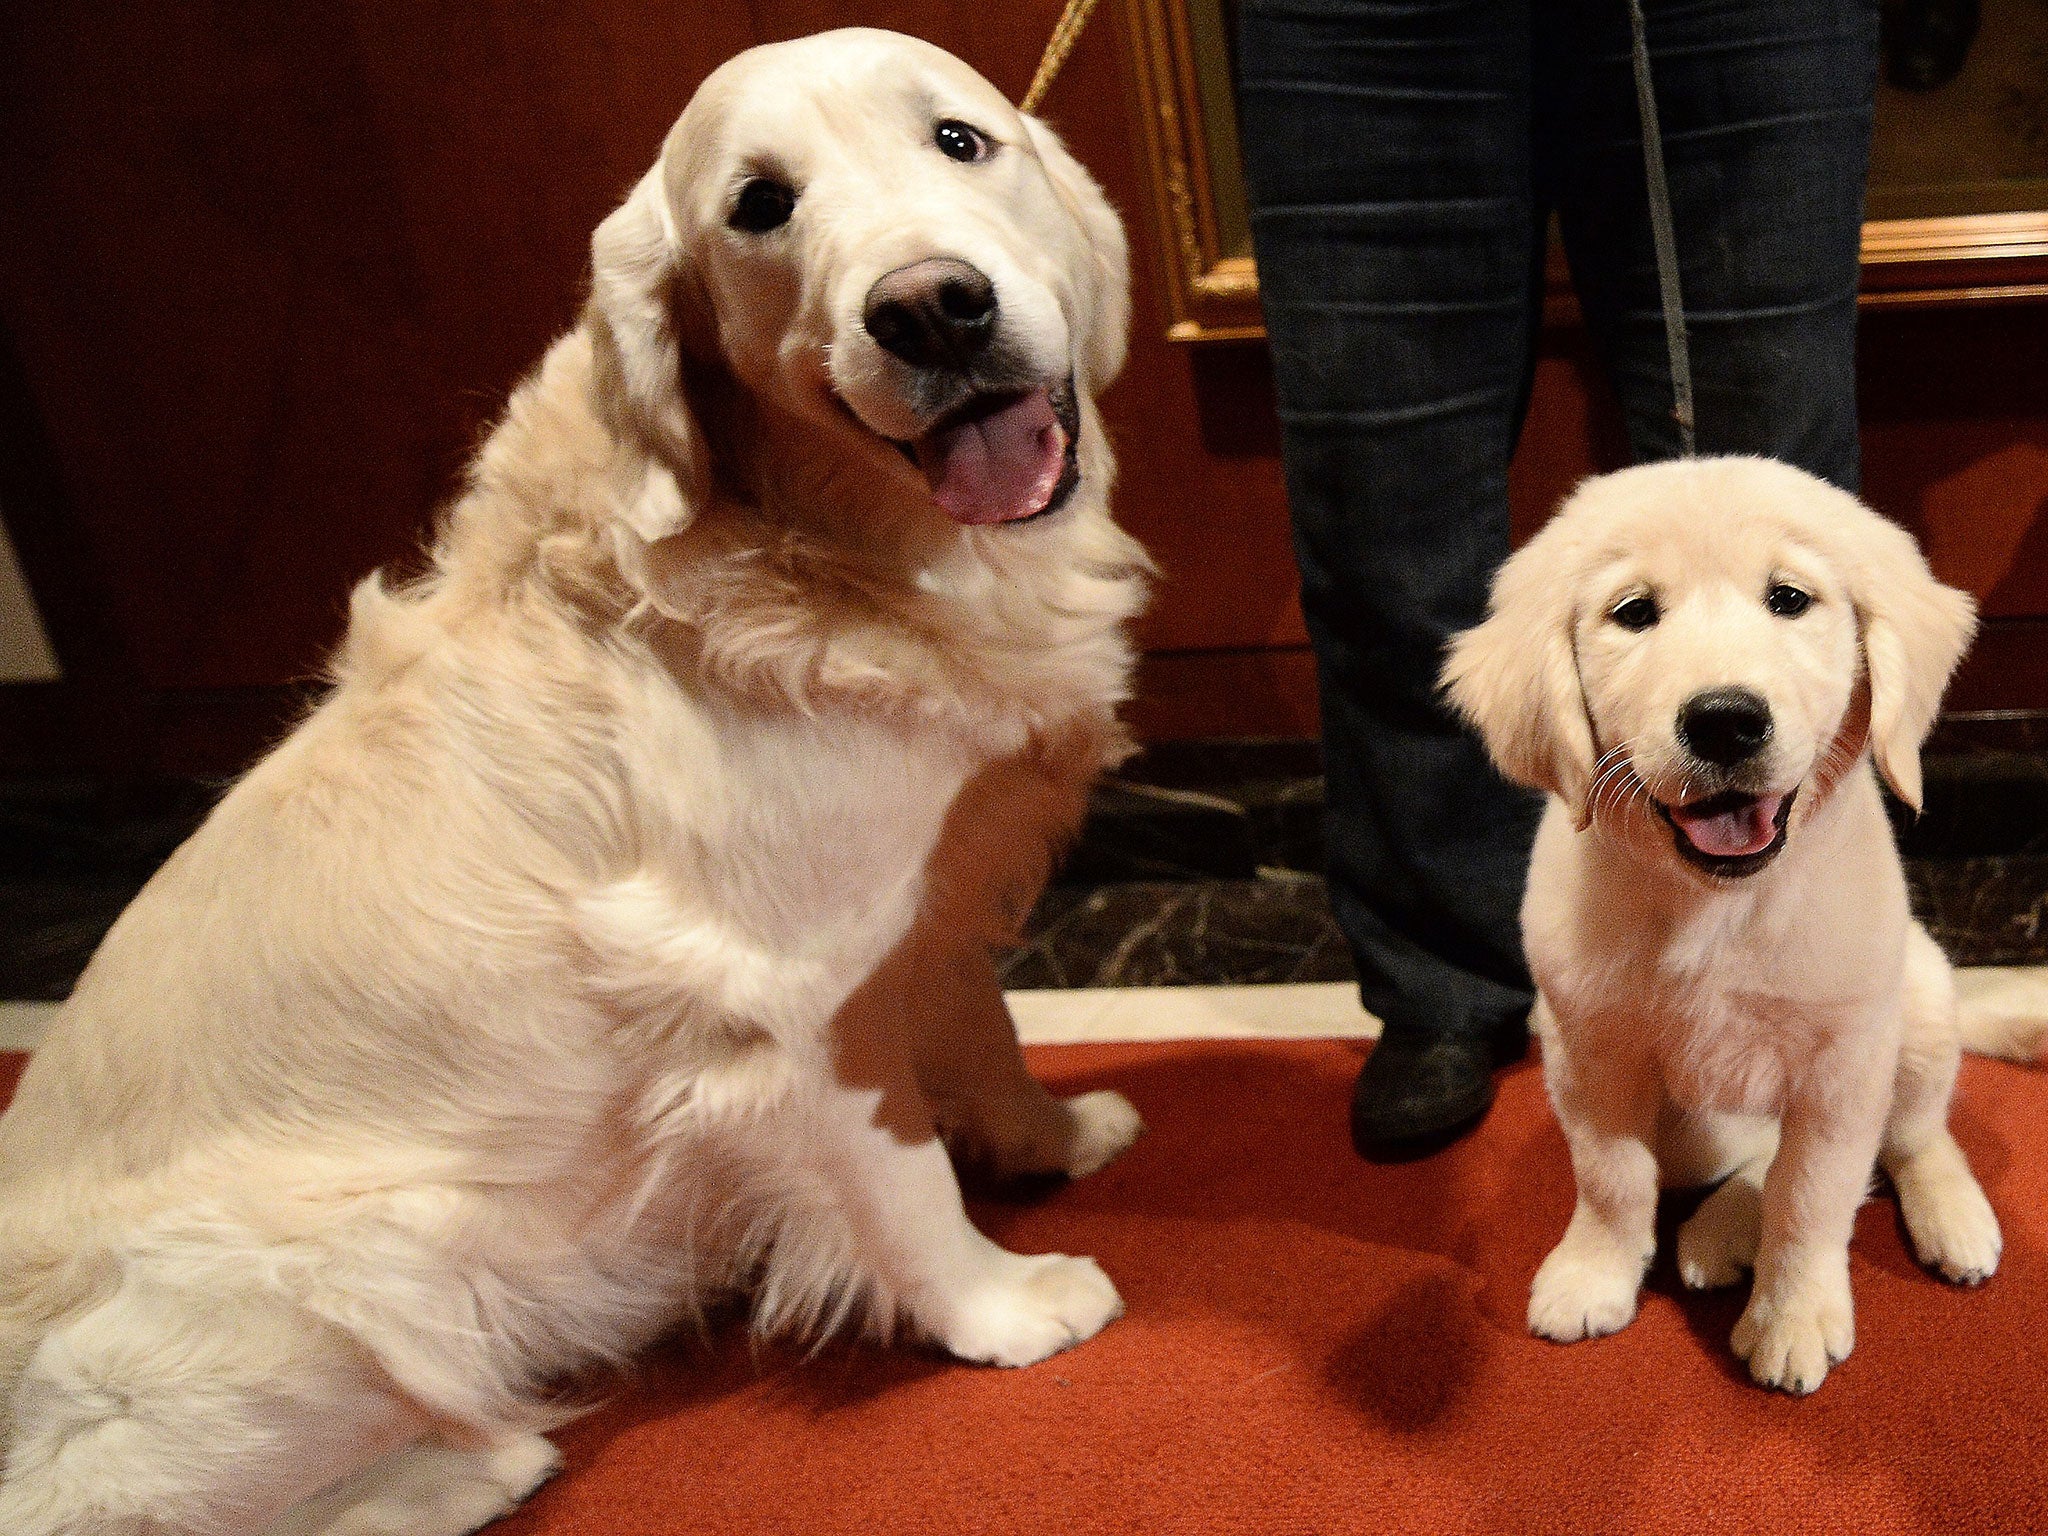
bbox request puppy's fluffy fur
[1445,457,2041,1395]
[0,30,1151,1534]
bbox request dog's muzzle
[856,258,1081,527]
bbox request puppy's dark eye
[1766,583,1812,618]
[729,177,796,233]
[934,120,992,163]
[1611,595,1660,631]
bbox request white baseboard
[1011,981,1380,1044]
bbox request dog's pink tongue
[913,390,1066,525]
[1670,794,1785,858]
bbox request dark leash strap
[1625,0,1697,455]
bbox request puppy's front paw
[1677,1176,1761,1291]
[1528,1236,1649,1343]
[1731,1268,1854,1395]
[1894,1151,2002,1285]
[936,1253,1124,1368]
[1061,1089,1144,1179]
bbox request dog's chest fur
[584,692,975,1051]
[1528,782,1911,1118]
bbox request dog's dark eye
[729,177,796,233]
[1611,595,1660,631]
[934,120,992,164]
[1766,583,1812,618]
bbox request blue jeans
[1235,0,1880,1047]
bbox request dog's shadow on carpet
[1319,1268,1491,1431]
[541,1307,962,1474]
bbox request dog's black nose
[862,258,997,369]
[1678,688,1774,766]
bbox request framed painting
[1122,0,2048,340]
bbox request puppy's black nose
[1678,688,1774,766]
[862,258,996,369]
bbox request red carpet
[6,1041,2047,1533]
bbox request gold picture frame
[1122,0,2048,342]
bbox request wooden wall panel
[0,6,2042,773]
[0,2,749,691]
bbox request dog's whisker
[1583,738,1654,828]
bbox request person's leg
[1236,0,1545,1155]
[1544,0,1880,488]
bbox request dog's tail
[1956,966,2048,1064]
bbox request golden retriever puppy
[1444,456,2029,1395]
[0,29,1150,1534]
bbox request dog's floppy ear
[1021,115,1130,394]
[1841,511,1976,812]
[588,164,710,544]
[1440,528,1598,825]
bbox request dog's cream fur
[0,31,1152,1534]
[1445,457,2039,1395]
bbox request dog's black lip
[897,374,1079,442]
[1655,788,1797,880]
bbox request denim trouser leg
[1234,0,1878,1050]
[1236,0,1548,1047]
[1545,0,1880,488]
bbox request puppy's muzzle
[1661,688,1789,876]
[863,259,997,371]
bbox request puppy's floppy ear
[588,164,710,544]
[1841,510,1976,812]
[1020,116,1130,394]
[1440,528,1598,825]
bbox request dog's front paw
[1731,1267,1854,1395]
[1893,1149,2002,1285]
[1677,1176,1761,1290]
[1061,1089,1144,1179]
[935,1253,1124,1367]
[1528,1235,1649,1343]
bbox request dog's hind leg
[784,1012,1123,1369]
[0,1269,423,1536]
[868,747,1142,1186]
[265,1433,561,1536]
[887,928,1141,1183]
[1881,925,2002,1285]
[1665,1109,1779,1290]
[1675,1153,1770,1291]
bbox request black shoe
[1349,1030,1505,1161]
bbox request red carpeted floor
[6,1040,2047,1534]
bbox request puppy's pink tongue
[913,390,1066,525]
[1670,793,1785,858]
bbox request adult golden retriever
[1444,456,2041,1395]
[0,30,1149,1534]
